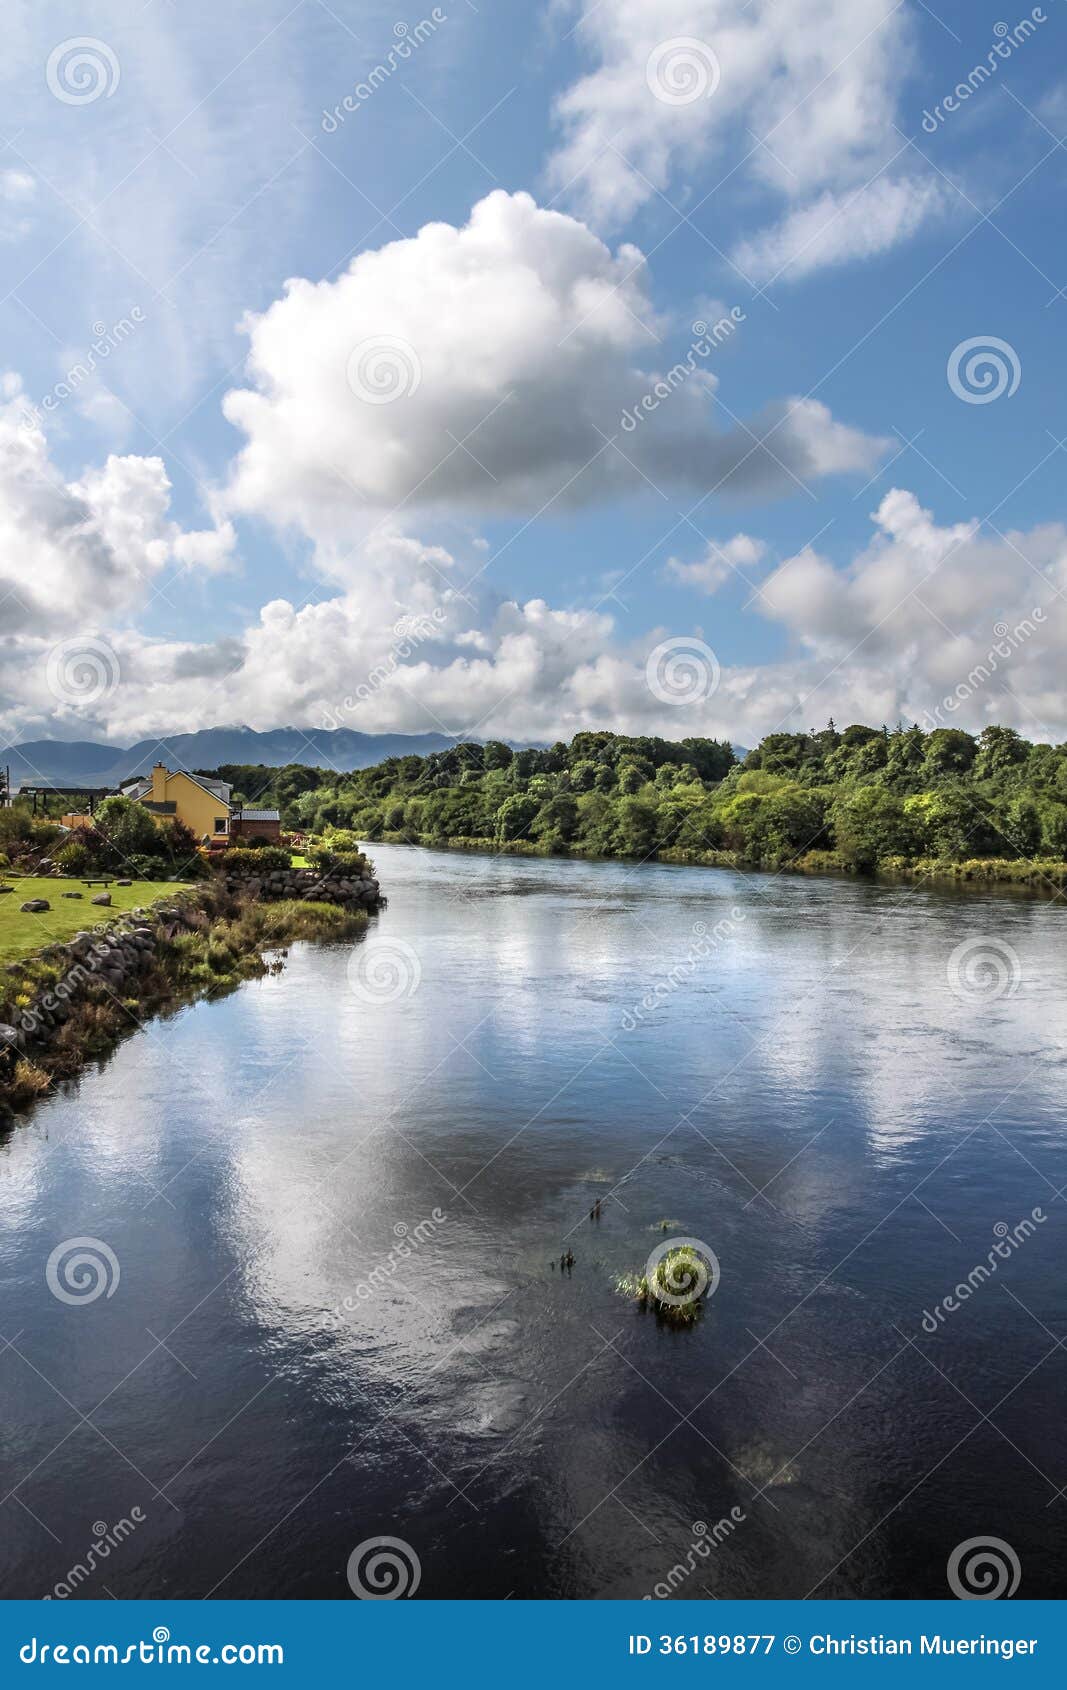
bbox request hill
[2,727,465,789]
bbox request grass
[0,877,193,965]
[617,1244,711,1326]
[163,898,367,997]
[290,854,310,867]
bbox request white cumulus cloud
[223,190,888,540]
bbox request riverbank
[0,866,379,1117]
[373,830,1067,893]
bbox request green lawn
[290,854,310,867]
[0,877,193,965]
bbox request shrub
[216,846,292,874]
[617,1244,711,1325]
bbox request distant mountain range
[2,726,750,790]
[2,727,468,789]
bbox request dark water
[1,845,1065,1600]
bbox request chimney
[151,763,168,803]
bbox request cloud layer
[548,0,941,281]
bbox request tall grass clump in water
[617,1242,714,1326]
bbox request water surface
[1,846,1064,1598]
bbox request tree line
[208,723,1067,874]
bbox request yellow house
[122,763,232,841]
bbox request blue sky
[2,0,1066,748]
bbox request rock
[116,878,132,886]
[62,891,83,899]
[20,899,50,913]
[0,885,13,893]
[90,893,112,906]
[0,1023,21,1050]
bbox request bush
[216,846,293,874]
[617,1244,711,1325]
[55,841,89,875]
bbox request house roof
[124,769,232,806]
[232,809,281,822]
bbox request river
[1,844,1064,1599]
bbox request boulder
[20,899,50,913]
[61,891,83,899]
[117,878,132,886]
[91,893,112,907]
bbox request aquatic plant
[618,1242,714,1325]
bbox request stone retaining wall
[1,865,382,1068]
[0,899,200,1060]
[217,863,381,907]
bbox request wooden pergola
[19,785,115,817]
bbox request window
[214,817,228,834]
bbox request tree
[495,794,539,840]
[95,795,165,858]
[531,794,579,847]
[483,741,513,770]
[922,729,977,781]
[831,788,915,870]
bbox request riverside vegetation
[0,845,379,1116]
[211,723,1067,886]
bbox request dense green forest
[210,723,1067,880]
